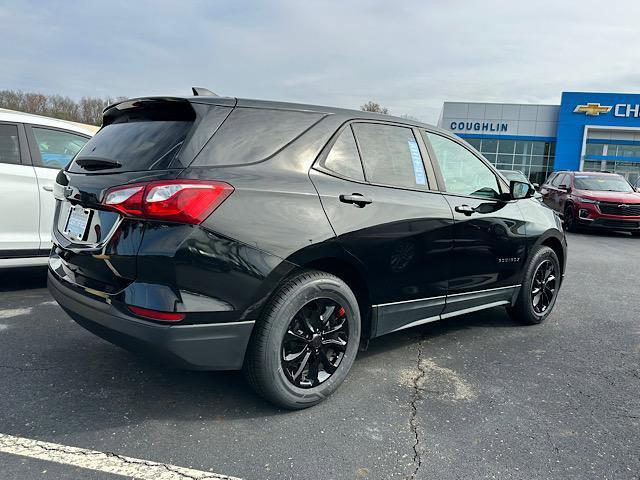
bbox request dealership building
[437,91,640,185]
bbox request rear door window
[352,123,428,190]
[320,127,364,181]
[0,124,21,165]
[32,127,89,169]
[193,108,324,166]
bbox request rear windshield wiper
[75,158,122,171]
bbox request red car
[540,171,640,235]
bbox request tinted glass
[322,127,364,180]
[500,170,528,183]
[70,121,192,172]
[480,139,498,153]
[531,141,545,156]
[497,140,515,154]
[574,175,633,193]
[194,108,323,166]
[0,124,20,165]
[553,174,568,187]
[425,132,500,199]
[353,123,428,189]
[465,138,481,150]
[585,144,604,156]
[544,172,557,185]
[32,127,88,169]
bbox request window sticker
[407,138,426,185]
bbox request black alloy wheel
[530,259,557,315]
[281,298,349,388]
[508,245,561,325]
[564,205,577,232]
[244,269,361,409]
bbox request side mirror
[510,180,533,200]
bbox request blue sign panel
[555,92,640,171]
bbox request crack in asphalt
[408,336,426,480]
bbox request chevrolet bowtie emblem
[574,103,612,116]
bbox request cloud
[1,0,639,122]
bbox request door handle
[454,204,476,216]
[42,185,53,192]
[339,193,373,207]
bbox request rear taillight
[102,180,233,225]
[128,305,185,322]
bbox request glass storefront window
[514,141,530,155]
[586,142,640,158]
[531,141,545,156]
[513,156,528,167]
[583,160,603,171]
[465,138,481,150]
[497,140,515,154]
[585,144,604,156]
[480,139,498,153]
[530,156,545,166]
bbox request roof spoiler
[191,87,218,97]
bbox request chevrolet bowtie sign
[574,103,612,116]
[574,102,640,118]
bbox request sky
[1,0,640,123]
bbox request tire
[564,204,578,232]
[508,246,561,325]
[244,269,361,409]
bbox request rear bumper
[48,270,254,370]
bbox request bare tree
[0,89,128,126]
[360,101,389,114]
[400,114,421,122]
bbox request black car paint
[48,95,566,370]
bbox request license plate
[65,205,92,241]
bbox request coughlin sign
[450,121,508,132]
[574,102,640,118]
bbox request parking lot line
[0,433,241,480]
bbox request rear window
[69,121,192,173]
[192,107,324,166]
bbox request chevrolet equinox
[48,93,567,409]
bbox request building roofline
[441,101,560,107]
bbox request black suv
[48,94,567,409]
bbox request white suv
[0,109,96,267]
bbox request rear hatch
[51,97,234,293]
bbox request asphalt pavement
[0,231,638,479]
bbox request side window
[552,173,567,187]
[32,127,89,169]
[193,108,324,166]
[321,127,364,180]
[0,124,21,165]
[352,123,428,189]
[424,132,501,199]
[544,172,557,186]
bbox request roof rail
[192,87,218,97]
